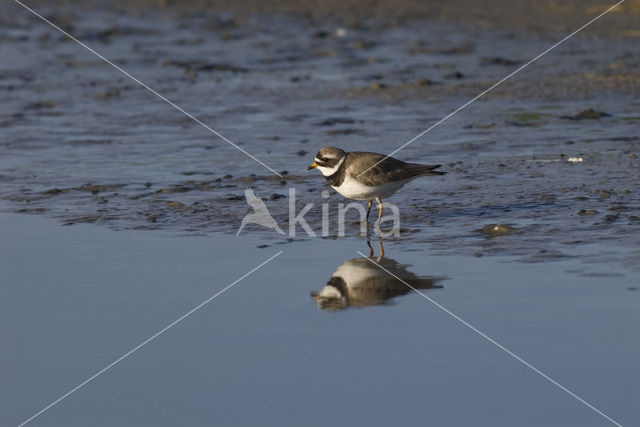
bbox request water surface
[1,213,638,426]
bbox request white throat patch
[316,156,345,177]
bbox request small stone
[479,224,516,237]
[562,108,610,120]
[604,214,619,222]
[164,201,187,209]
[578,209,598,216]
[445,71,464,79]
[483,57,521,66]
[609,205,628,212]
[42,188,68,195]
[146,214,160,223]
[575,108,609,119]
[94,88,120,99]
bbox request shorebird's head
[307,146,346,176]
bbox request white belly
[333,176,409,200]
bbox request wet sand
[1,0,639,270]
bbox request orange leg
[366,240,374,257]
[377,198,383,222]
[366,200,373,221]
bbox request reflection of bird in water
[312,241,445,310]
[236,188,284,236]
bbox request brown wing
[345,151,444,187]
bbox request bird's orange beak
[307,162,318,170]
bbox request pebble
[479,224,517,236]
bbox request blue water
[1,213,638,426]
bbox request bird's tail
[407,163,446,176]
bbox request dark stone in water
[26,101,56,110]
[146,214,160,223]
[42,188,68,195]
[315,118,356,126]
[609,205,629,212]
[155,184,193,194]
[444,71,465,79]
[326,128,364,136]
[163,59,248,73]
[482,56,522,66]
[94,88,120,99]
[313,30,329,39]
[561,108,610,120]
[80,184,124,194]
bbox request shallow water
[1,2,640,425]
[1,213,639,426]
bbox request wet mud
[1,1,639,271]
